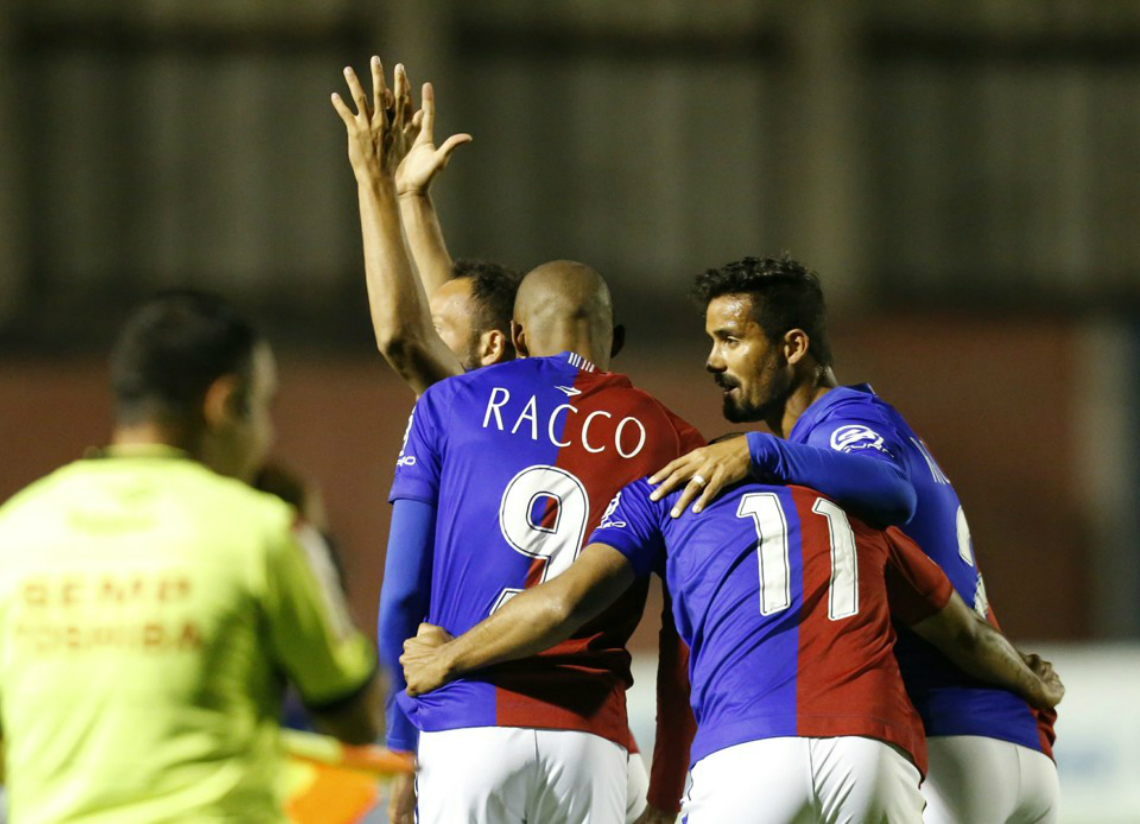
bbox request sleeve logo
[396,412,416,469]
[829,424,888,455]
[599,492,626,529]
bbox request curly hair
[692,255,833,368]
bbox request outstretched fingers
[369,56,387,124]
[343,65,370,121]
[392,62,409,134]
[330,92,355,126]
[419,82,436,143]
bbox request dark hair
[452,258,521,338]
[110,290,261,423]
[692,255,833,368]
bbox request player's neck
[112,421,201,458]
[535,336,610,371]
[770,367,838,438]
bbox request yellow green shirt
[0,446,377,823]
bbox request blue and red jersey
[766,384,1056,756]
[389,352,703,747]
[591,479,953,775]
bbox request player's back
[391,351,702,743]
[791,384,1055,755]
[0,449,354,823]
[594,479,942,774]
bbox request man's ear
[479,329,509,366]
[610,324,626,361]
[202,374,241,428]
[783,329,811,367]
[510,320,529,359]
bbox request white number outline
[812,498,859,620]
[493,465,590,614]
[737,493,862,622]
[736,493,791,615]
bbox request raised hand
[395,82,473,197]
[331,56,401,179]
[648,435,752,518]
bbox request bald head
[512,261,618,368]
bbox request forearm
[398,192,454,296]
[914,598,1046,707]
[405,545,635,696]
[355,176,462,393]
[747,432,916,526]
[439,546,635,679]
[950,618,1043,700]
[440,588,584,679]
[378,612,422,751]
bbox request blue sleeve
[376,498,435,752]
[588,478,667,578]
[747,429,916,527]
[389,385,448,505]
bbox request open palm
[395,82,472,197]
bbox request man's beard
[719,363,792,424]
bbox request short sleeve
[388,383,449,505]
[588,478,667,579]
[884,527,955,626]
[262,521,377,709]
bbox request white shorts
[923,736,1060,824]
[416,727,627,824]
[682,736,924,824]
[625,750,649,823]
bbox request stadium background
[0,2,1137,821]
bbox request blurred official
[0,292,382,823]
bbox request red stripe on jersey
[790,487,929,775]
[491,367,701,776]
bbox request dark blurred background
[1,2,1138,818]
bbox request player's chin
[721,396,753,423]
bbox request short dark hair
[692,255,833,368]
[452,258,521,337]
[110,290,261,424]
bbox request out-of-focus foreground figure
[0,291,382,823]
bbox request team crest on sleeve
[829,424,890,456]
[396,412,417,468]
[599,493,626,529]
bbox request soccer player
[334,59,688,823]
[400,477,1063,823]
[384,261,705,823]
[648,256,1061,822]
[0,292,382,823]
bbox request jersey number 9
[491,465,590,614]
